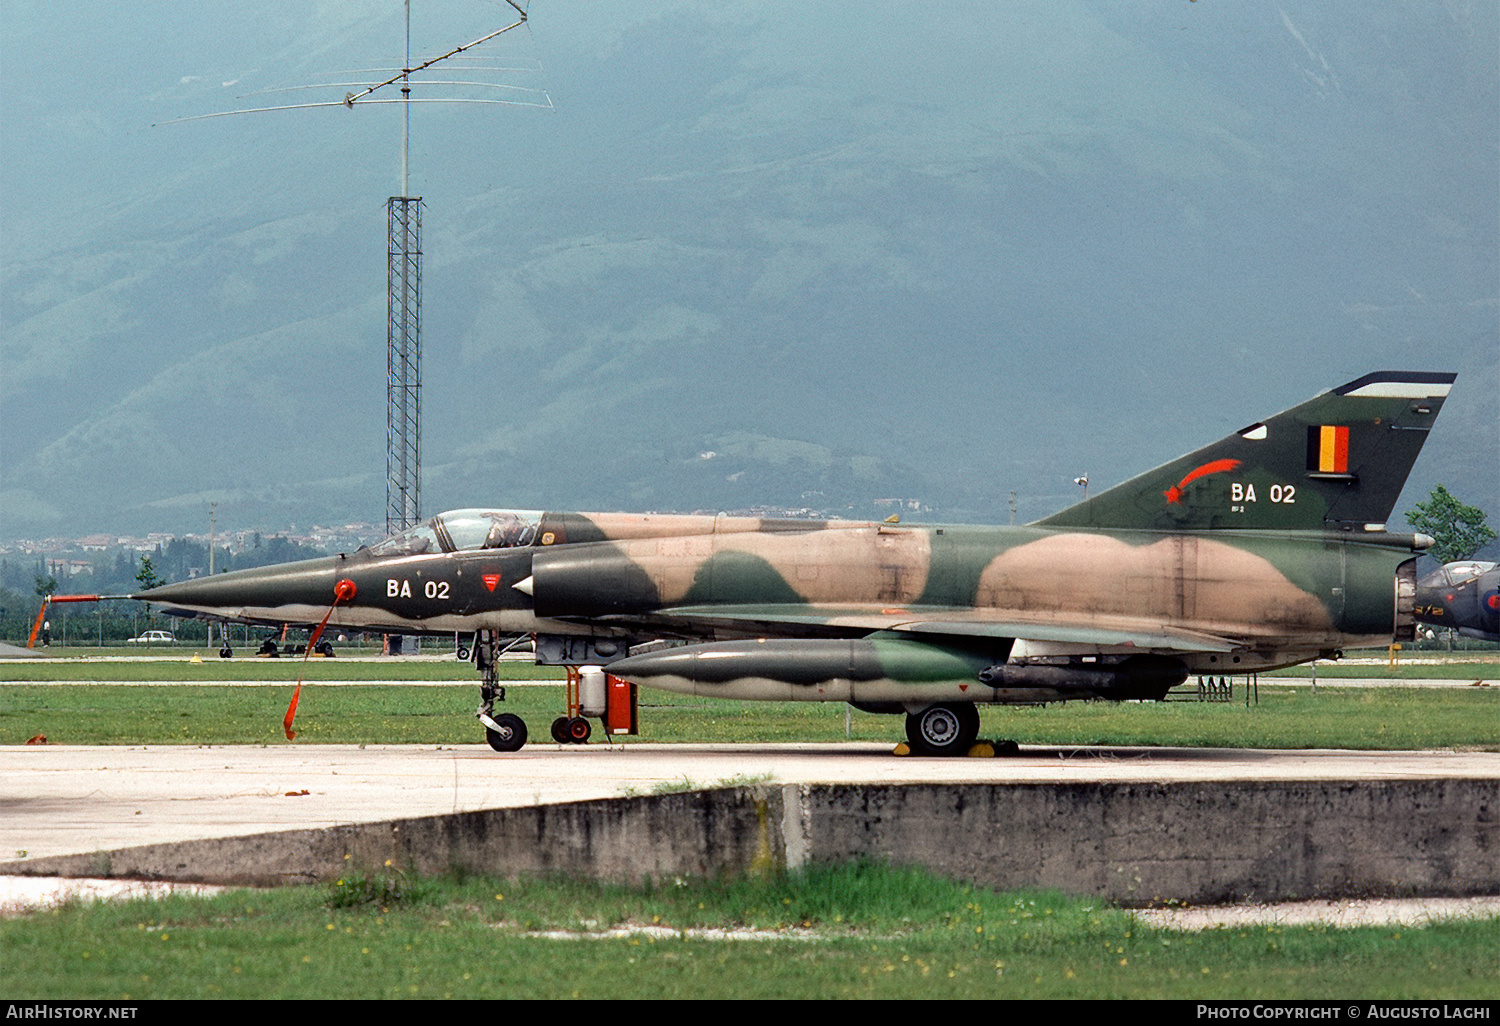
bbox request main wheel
[485,713,528,752]
[904,703,980,757]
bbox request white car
[127,630,175,644]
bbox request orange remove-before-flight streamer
[283,578,357,740]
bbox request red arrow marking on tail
[1165,459,1242,504]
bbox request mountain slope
[2,1,1494,538]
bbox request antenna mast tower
[373,0,538,535]
[387,193,422,534]
[162,1,545,538]
[387,0,423,536]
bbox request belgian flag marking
[1307,425,1349,473]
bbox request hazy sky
[2,1,1495,539]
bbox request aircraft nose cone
[135,556,349,617]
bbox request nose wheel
[484,712,528,752]
[475,629,528,752]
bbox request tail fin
[1036,371,1456,532]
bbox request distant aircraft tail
[1036,371,1456,533]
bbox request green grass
[1266,660,1499,679]
[972,686,1499,750]
[0,681,1495,749]
[0,656,563,682]
[2,649,1494,748]
[4,657,1494,998]
[3,864,1494,999]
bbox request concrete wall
[793,779,1497,905]
[5,779,1496,905]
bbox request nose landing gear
[475,630,528,752]
[472,636,638,753]
[483,712,527,752]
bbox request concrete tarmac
[4,657,1496,918]
[4,741,1498,865]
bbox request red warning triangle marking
[483,574,501,592]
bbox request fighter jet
[138,371,1455,755]
[1414,560,1500,643]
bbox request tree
[1405,485,1496,563]
[135,555,165,592]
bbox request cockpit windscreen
[367,509,543,556]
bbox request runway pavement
[4,653,1496,920]
[4,740,1498,864]
[2,654,1495,867]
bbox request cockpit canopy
[367,509,544,557]
[1426,561,1499,587]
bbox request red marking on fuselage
[483,574,501,592]
[1164,459,1243,504]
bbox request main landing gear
[904,702,981,757]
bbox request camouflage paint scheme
[140,371,1456,753]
